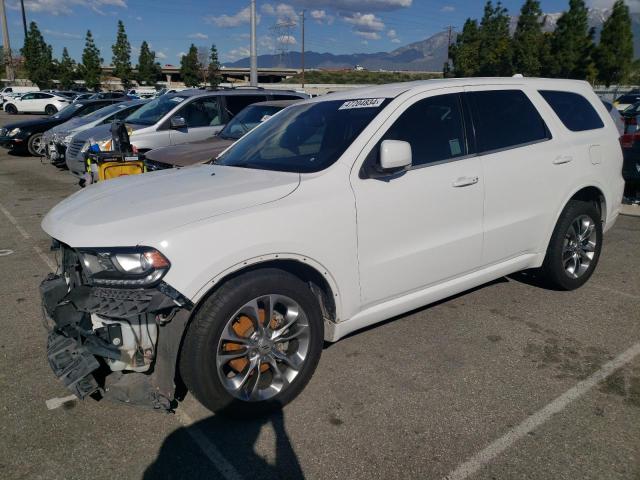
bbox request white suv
[4,92,71,115]
[40,78,624,414]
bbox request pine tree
[450,19,481,77]
[137,41,161,85]
[58,47,76,89]
[21,22,53,88]
[112,20,132,88]
[208,44,222,88]
[512,0,544,76]
[180,44,200,87]
[595,0,633,87]
[81,30,102,91]
[550,0,595,79]
[477,1,512,77]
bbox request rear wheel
[27,133,46,157]
[44,105,58,115]
[539,200,603,290]
[180,268,324,416]
[4,104,17,114]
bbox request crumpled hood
[42,165,300,247]
[48,117,86,134]
[144,137,235,167]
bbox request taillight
[621,134,633,149]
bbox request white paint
[45,394,77,410]
[0,249,14,256]
[443,342,640,480]
[175,409,244,480]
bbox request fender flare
[191,252,343,321]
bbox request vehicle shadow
[143,408,305,480]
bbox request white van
[40,78,624,414]
[0,85,39,103]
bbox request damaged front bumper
[40,269,192,411]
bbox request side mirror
[380,140,412,171]
[170,116,187,129]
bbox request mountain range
[225,8,640,72]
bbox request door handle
[553,155,573,165]
[452,176,479,188]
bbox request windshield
[80,102,131,121]
[51,103,84,120]
[125,95,187,125]
[217,99,390,173]
[220,104,284,140]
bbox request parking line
[175,409,244,480]
[0,202,56,271]
[443,342,640,480]
[1,201,242,479]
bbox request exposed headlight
[80,140,91,153]
[8,128,21,137]
[77,247,171,288]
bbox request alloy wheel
[216,294,310,402]
[562,214,597,279]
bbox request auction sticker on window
[339,98,386,110]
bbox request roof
[250,99,303,108]
[165,88,304,99]
[307,77,593,103]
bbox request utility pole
[19,0,27,39]
[300,10,305,90]
[0,0,14,81]
[249,0,257,87]
[444,25,455,77]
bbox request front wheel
[180,268,324,416]
[539,200,603,290]
[44,105,58,115]
[4,104,17,114]
[27,133,46,157]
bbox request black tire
[27,133,45,157]
[45,104,58,115]
[180,268,324,416]
[539,200,603,291]
[4,104,17,114]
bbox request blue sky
[2,0,631,65]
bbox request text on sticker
[339,98,385,110]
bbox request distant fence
[593,86,638,102]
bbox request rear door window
[224,95,269,117]
[539,90,604,132]
[468,90,550,154]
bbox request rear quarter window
[539,90,604,132]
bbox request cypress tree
[137,41,161,85]
[21,22,53,88]
[180,44,200,87]
[477,1,512,77]
[208,44,222,88]
[512,0,544,76]
[595,0,633,87]
[81,30,102,91]
[450,19,481,77]
[550,0,595,79]
[112,20,132,87]
[58,47,76,89]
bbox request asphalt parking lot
[0,110,639,480]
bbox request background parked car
[89,92,134,101]
[614,90,640,111]
[4,92,72,115]
[44,99,147,166]
[0,85,39,103]
[144,99,301,170]
[64,88,307,176]
[0,99,122,156]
